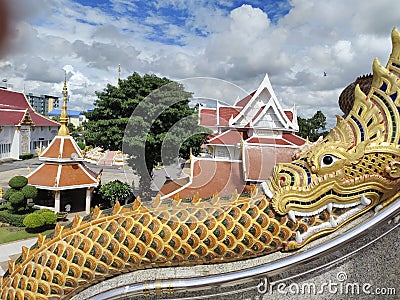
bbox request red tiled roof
[245,137,292,145]
[208,130,243,145]
[28,163,98,189]
[199,107,241,127]
[0,88,59,127]
[235,91,256,107]
[41,136,83,160]
[199,108,216,126]
[284,110,294,122]
[30,111,59,127]
[282,133,306,146]
[0,89,30,108]
[218,107,241,126]
[160,159,246,199]
[0,109,25,125]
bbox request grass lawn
[0,226,54,244]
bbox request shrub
[77,141,85,150]
[0,211,27,227]
[9,191,25,205]
[8,176,28,189]
[3,188,17,200]
[19,153,34,160]
[23,213,46,229]
[21,185,38,199]
[36,209,57,225]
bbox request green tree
[4,176,36,214]
[85,72,210,198]
[98,180,133,207]
[297,110,329,142]
[123,81,210,198]
[84,73,172,150]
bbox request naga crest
[266,27,400,248]
[1,29,400,300]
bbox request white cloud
[0,0,399,127]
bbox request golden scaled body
[1,28,400,300]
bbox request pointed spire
[58,72,70,136]
[118,64,121,89]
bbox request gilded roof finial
[58,71,69,136]
[118,64,121,90]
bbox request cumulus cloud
[0,0,399,126]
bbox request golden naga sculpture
[1,28,400,300]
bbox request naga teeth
[288,210,296,222]
[360,194,371,206]
[329,216,338,227]
[327,203,333,213]
[394,215,400,224]
[295,231,303,244]
[261,182,274,199]
[375,205,383,213]
[332,201,360,208]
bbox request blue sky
[1,0,399,128]
[69,0,293,45]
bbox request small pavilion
[27,77,99,214]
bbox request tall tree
[84,73,210,198]
[297,110,328,142]
[123,81,211,198]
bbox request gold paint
[58,73,70,136]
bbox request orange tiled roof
[207,130,243,145]
[28,163,98,189]
[160,159,246,199]
[40,136,83,161]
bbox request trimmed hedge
[8,176,28,189]
[19,153,34,160]
[0,211,27,227]
[36,209,57,225]
[23,213,45,229]
[23,209,58,231]
[3,188,17,200]
[21,185,38,199]
[9,191,25,205]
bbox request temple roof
[40,135,84,162]
[27,77,99,190]
[160,158,246,199]
[0,89,59,127]
[199,74,298,131]
[207,130,243,146]
[229,74,298,131]
[27,162,98,190]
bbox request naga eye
[321,154,339,167]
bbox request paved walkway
[0,238,37,276]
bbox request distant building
[28,79,99,214]
[0,88,59,160]
[25,93,60,116]
[48,109,87,128]
[160,74,306,199]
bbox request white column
[85,188,92,214]
[54,190,61,213]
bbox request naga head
[266,28,400,249]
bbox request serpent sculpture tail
[1,28,400,300]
